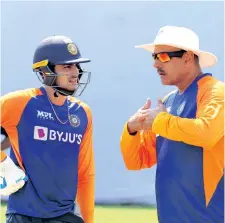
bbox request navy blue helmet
[32,35,91,96]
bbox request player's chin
[58,82,77,90]
[160,78,174,86]
[65,84,78,91]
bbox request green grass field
[1,203,158,223]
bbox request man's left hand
[141,99,167,131]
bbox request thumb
[141,98,151,110]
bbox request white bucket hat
[135,26,217,68]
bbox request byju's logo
[37,110,54,121]
[33,126,83,144]
[34,126,48,141]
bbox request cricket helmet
[32,35,91,96]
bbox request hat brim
[57,58,91,65]
[135,43,217,68]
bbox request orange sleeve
[76,103,95,223]
[0,89,41,169]
[120,122,157,170]
[152,79,224,150]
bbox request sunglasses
[152,50,186,63]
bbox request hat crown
[154,26,199,50]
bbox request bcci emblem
[69,114,80,127]
[67,43,77,55]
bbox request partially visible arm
[76,106,95,223]
[0,93,28,195]
[152,80,224,150]
[0,96,13,162]
[1,137,10,151]
[1,127,11,151]
[120,122,157,170]
[0,91,31,170]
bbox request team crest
[67,43,77,55]
[69,114,80,127]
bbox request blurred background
[1,1,224,222]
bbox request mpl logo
[33,126,83,144]
[34,126,48,141]
[37,110,54,121]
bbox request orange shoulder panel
[69,97,95,223]
[0,88,43,169]
[197,76,224,206]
